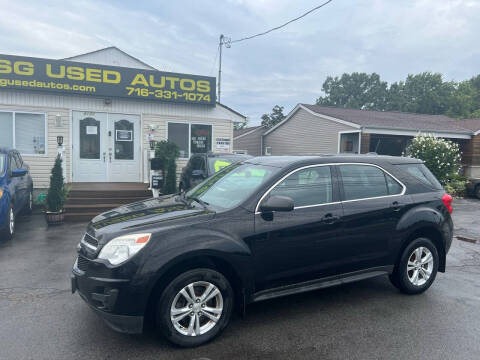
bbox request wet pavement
[0,198,479,360]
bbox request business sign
[0,54,216,105]
[215,137,231,152]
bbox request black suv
[179,152,252,192]
[72,155,453,347]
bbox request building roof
[217,103,246,120]
[62,46,157,70]
[456,118,480,133]
[234,125,266,139]
[300,104,473,134]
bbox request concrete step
[64,203,127,214]
[65,197,149,205]
[68,190,152,198]
[64,212,101,223]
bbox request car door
[13,152,28,208]
[252,165,344,291]
[336,163,407,272]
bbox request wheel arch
[396,226,446,273]
[143,251,247,329]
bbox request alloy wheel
[407,246,434,286]
[170,281,223,336]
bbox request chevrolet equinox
[71,155,454,347]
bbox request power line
[230,0,334,44]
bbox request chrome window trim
[254,162,406,214]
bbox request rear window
[207,156,244,174]
[397,163,442,189]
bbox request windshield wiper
[188,196,209,207]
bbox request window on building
[191,124,212,154]
[168,123,189,158]
[339,164,389,200]
[0,111,46,155]
[168,123,212,158]
[264,146,272,155]
[270,166,333,207]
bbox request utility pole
[218,34,224,103]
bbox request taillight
[442,193,453,214]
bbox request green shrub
[154,140,180,194]
[46,155,66,212]
[405,134,462,185]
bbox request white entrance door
[108,113,141,182]
[73,111,141,182]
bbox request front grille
[77,256,90,271]
[83,233,99,248]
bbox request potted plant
[45,155,67,225]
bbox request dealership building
[0,47,245,190]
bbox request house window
[168,123,189,158]
[168,123,212,158]
[0,111,47,155]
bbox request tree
[234,119,248,130]
[316,72,388,110]
[386,72,455,114]
[46,155,66,212]
[261,105,286,128]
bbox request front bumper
[71,259,144,334]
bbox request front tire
[390,237,439,294]
[156,268,234,347]
[1,204,15,241]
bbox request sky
[1,0,479,125]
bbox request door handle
[321,213,340,224]
[103,152,106,162]
[109,153,112,163]
[391,201,402,212]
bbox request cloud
[0,0,479,125]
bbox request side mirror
[11,168,27,178]
[191,169,205,179]
[259,195,294,213]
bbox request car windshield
[0,155,5,174]
[186,163,279,210]
[207,156,245,174]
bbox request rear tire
[390,237,439,294]
[156,268,234,347]
[0,204,15,241]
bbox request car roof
[205,153,252,158]
[245,154,423,168]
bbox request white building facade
[0,47,245,189]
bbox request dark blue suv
[0,148,33,240]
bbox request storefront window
[191,124,212,154]
[114,119,134,160]
[168,123,189,158]
[0,111,46,155]
[168,123,212,158]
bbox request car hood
[87,195,215,240]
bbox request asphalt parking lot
[1,198,479,360]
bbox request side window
[339,164,388,200]
[190,156,205,171]
[8,154,15,173]
[385,173,403,195]
[270,166,332,207]
[14,152,23,169]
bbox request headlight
[98,233,151,265]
